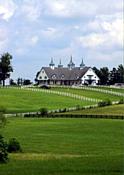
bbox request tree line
[93,65,124,85]
[0,52,124,86]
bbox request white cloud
[0,0,17,21]
[40,27,58,38]
[31,36,39,45]
[77,34,105,48]
[0,27,8,51]
[44,0,97,18]
[20,0,43,21]
[75,15,123,50]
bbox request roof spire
[80,58,85,69]
[49,57,55,69]
[68,55,75,69]
[58,59,63,68]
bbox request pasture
[0,86,123,113]
[0,88,94,113]
[0,118,124,175]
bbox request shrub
[39,108,48,116]
[0,106,7,127]
[0,135,8,163]
[118,98,124,104]
[98,99,112,107]
[62,108,66,112]
[7,138,22,153]
[105,99,112,106]
[0,106,6,113]
[76,105,80,110]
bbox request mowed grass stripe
[10,152,124,160]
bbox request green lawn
[63,104,124,115]
[0,88,94,113]
[0,118,124,175]
[51,87,123,101]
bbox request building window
[44,76,47,79]
[52,74,56,79]
[61,74,65,79]
[39,76,42,79]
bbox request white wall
[37,69,48,80]
[81,68,100,85]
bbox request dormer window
[52,74,56,79]
[61,74,65,79]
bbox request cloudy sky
[0,0,123,81]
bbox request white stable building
[36,57,100,86]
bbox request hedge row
[24,113,124,120]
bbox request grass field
[61,104,124,115]
[0,117,124,175]
[0,88,94,113]
[0,86,123,113]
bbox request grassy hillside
[0,88,94,113]
[62,104,124,115]
[0,118,123,175]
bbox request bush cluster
[0,136,22,163]
[98,99,112,107]
[0,106,22,163]
[0,135,8,163]
[7,138,22,153]
[0,106,7,127]
[39,108,48,116]
[118,98,124,104]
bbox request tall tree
[117,64,124,83]
[99,67,109,85]
[109,67,120,84]
[0,53,13,86]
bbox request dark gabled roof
[42,67,90,80]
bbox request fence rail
[52,85,124,97]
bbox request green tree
[9,79,16,86]
[23,79,32,85]
[0,52,13,86]
[0,107,8,163]
[117,64,124,83]
[99,67,109,85]
[109,68,119,84]
[17,77,23,86]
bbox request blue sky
[0,0,123,81]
